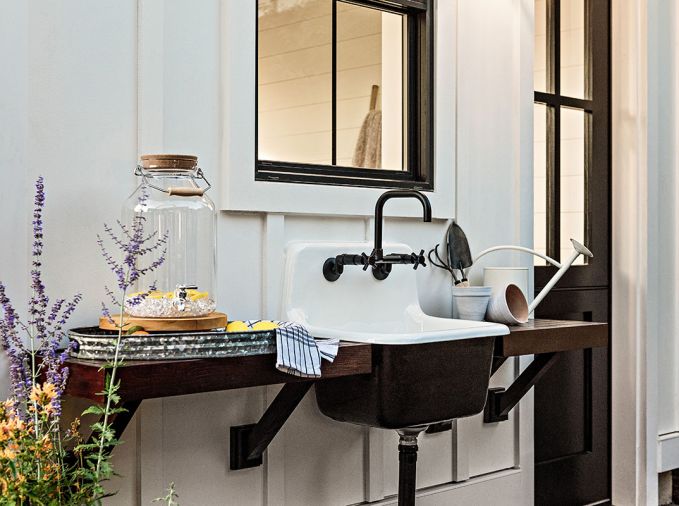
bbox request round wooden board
[98,312,228,332]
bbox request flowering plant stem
[94,290,126,480]
[0,177,90,503]
[91,188,168,487]
[1,177,168,503]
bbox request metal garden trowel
[428,221,473,286]
[446,221,473,286]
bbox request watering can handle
[473,245,562,268]
[472,239,593,315]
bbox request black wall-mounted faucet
[374,190,432,259]
[323,190,432,281]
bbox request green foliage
[1,315,128,505]
[153,483,179,506]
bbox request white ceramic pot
[485,283,529,325]
[452,286,492,321]
[483,267,532,320]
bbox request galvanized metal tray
[69,326,276,361]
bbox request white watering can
[471,238,593,317]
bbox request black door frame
[534,0,610,292]
[533,0,611,504]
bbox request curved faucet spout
[374,190,432,254]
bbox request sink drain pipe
[397,427,426,506]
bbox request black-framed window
[256,0,433,190]
[534,0,592,265]
[533,0,609,287]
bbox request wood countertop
[64,319,607,403]
[496,319,608,357]
[65,341,372,402]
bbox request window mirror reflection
[257,0,406,171]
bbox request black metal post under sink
[397,428,425,506]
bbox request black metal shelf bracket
[230,382,314,470]
[484,352,560,424]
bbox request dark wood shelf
[62,319,609,461]
[65,341,372,402]
[64,320,607,403]
[498,319,607,357]
[485,319,608,423]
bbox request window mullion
[546,0,558,95]
[545,0,560,260]
[332,0,337,166]
[545,105,558,261]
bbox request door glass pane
[534,103,548,264]
[560,0,586,98]
[337,3,405,170]
[258,0,332,164]
[534,0,548,92]
[560,107,586,264]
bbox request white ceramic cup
[452,286,492,321]
[485,283,529,325]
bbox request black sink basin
[315,336,495,429]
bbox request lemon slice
[226,321,250,333]
[251,321,278,331]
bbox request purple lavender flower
[93,190,169,479]
[29,177,49,342]
[98,192,168,318]
[0,177,82,421]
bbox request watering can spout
[571,239,594,259]
[527,239,593,314]
[472,238,593,316]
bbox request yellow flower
[29,384,42,403]
[29,383,58,415]
[0,420,13,442]
[40,434,53,452]
[1,447,16,460]
[42,383,57,401]
[30,382,57,403]
[1,442,19,460]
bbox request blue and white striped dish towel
[244,320,340,378]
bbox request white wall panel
[455,0,534,482]
[0,1,140,504]
[280,392,365,506]
[0,0,29,400]
[160,389,266,505]
[655,0,679,437]
[0,0,534,504]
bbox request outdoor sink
[282,242,509,430]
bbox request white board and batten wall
[612,0,679,504]
[0,0,534,504]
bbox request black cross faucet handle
[413,250,427,270]
[361,252,371,271]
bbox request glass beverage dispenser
[123,154,217,318]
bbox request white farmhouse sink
[281,241,510,429]
[282,242,509,344]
